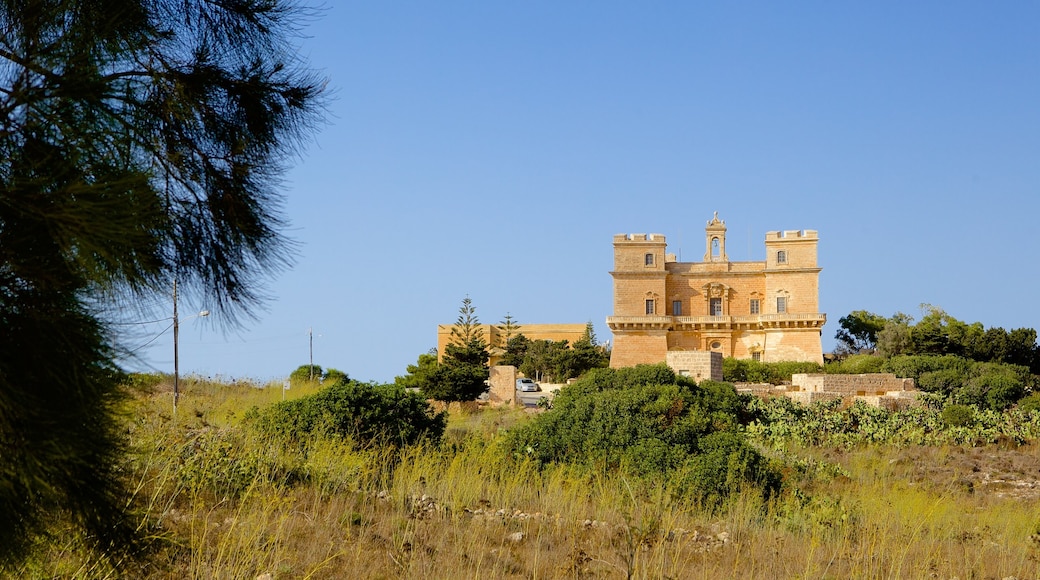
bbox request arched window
[777,250,787,264]
[644,253,654,266]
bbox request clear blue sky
[123,1,1040,384]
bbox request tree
[876,312,914,358]
[499,334,530,368]
[450,296,484,345]
[412,298,489,402]
[501,323,609,383]
[496,313,520,349]
[834,310,888,354]
[395,352,441,391]
[0,1,323,566]
[570,321,610,377]
[518,339,571,382]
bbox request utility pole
[172,279,208,414]
[309,327,314,381]
[173,278,180,414]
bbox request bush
[507,365,777,505]
[973,370,1025,411]
[941,404,974,428]
[917,368,964,395]
[1018,393,1040,415]
[324,368,349,385]
[722,358,822,384]
[880,355,969,382]
[290,364,323,384]
[676,432,781,508]
[824,354,886,375]
[250,380,446,447]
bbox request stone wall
[791,373,916,395]
[737,373,919,410]
[665,350,723,382]
[487,365,517,406]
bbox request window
[777,250,787,264]
[776,296,787,313]
[710,298,722,316]
[672,300,682,316]
[750,299,760,315]
[645,299,655,315]
[644,253,654,266]
[751,352,762,362]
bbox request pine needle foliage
[0,0,324,566]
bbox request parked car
[516,378,539,392]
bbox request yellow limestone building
[607,214,826,368]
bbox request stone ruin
[735,372,918,410]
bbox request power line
[127,322,174,353]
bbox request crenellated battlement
[614,233,666,243]
[766,230,818,240]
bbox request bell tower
[703,211,728,262]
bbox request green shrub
[917,368,964,395]
[676,432,781,508]
[824,354,885,374]
[1018,393,1040,415]
[324,368,349,385]
[507,365,777,505]
[769,361,824,383]
[723,358,749,382]
[722,358,822,384]
[250,380,446,447]
[972,369,1025,411]
[290,364,323,384]
[881,355,969,381]
[941,404,974,428]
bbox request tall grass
[11,377,1040,578]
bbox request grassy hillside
[12,375,1040,579]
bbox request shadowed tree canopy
[0,0,324,567]
[835,310,888,354]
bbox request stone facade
[608,214,826,369]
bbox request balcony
[607,313,826,332]
[604,316,673,331]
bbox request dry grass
[17,379,1040,579]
